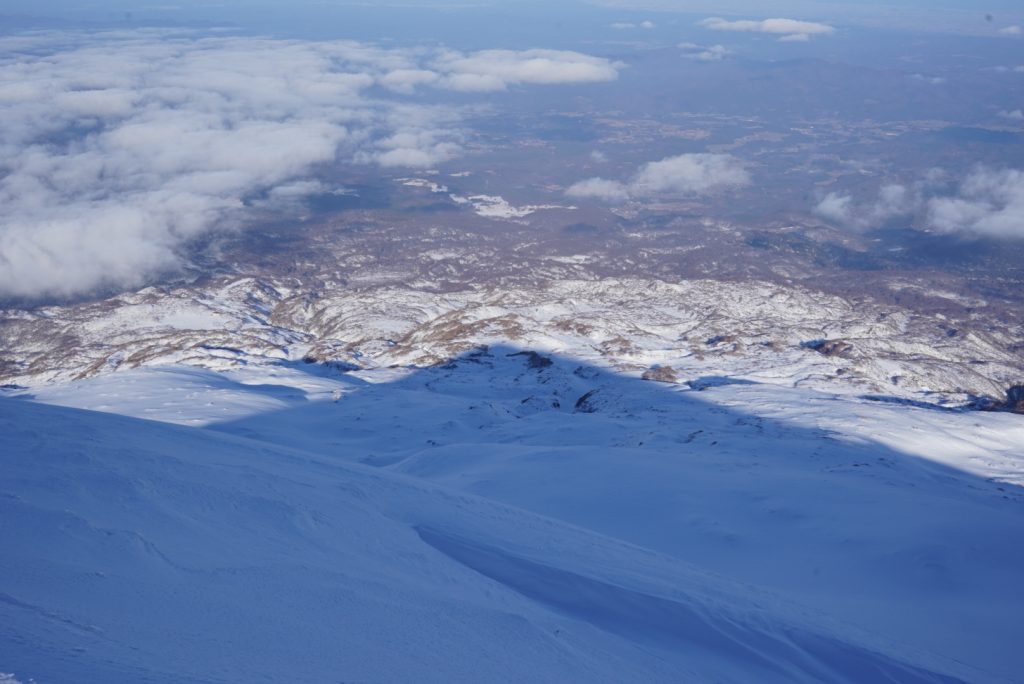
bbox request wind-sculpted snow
[418,529,966,684]
[0,389,1002,683]
[6,349,1023,681]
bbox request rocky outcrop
[801,339,854,358]
[574,390,600,413]
[971,384,1024,414]
[509,351,553,369]
[1007,385,1024,413]
[642,366,678,383]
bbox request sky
[2,0,1022,35]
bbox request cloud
[632,154,751,194]
[927,168,1024,239]
[814,184,913,230]
[0,31,623,301]
[567,153,750,203]
[999,109,1024,121]
[679,42,731,61]
[610,20,655,30]
[369,124,461,168]
[433,49,621,92]
[700,17,835,42]
[815,193,856,224]
[814,168,1024,239]
[358,103,463,168]
[380,68,440,94]
[999,25,1022,36]
[566,177,631,202]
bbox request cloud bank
[700,17,835,42]
[928,168,1024,239]
[679,42,731,61]
[566,153,750,203]
[815,167,1024,239]
[815,184,914,231]
[610,20,655,30]
[0,31,622,300]
[433,49,621,92]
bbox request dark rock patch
[574,390,600,413]
[509,351,553,369]
[801,339,854,358]
[642,366,678,383]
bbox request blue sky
[3,0,1022,29]
[0,2,1020,46]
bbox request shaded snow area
[3,348,1023,683]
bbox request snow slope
[4,349,1023,682]
[1,395,995,684]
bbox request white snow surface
[451,193,575,219]
[395,176,573,218]
[2,347,1023,683]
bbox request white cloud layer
[700,17,835,42]
[610,20,656,30]
[566,153,750,203]
[566,177,632,203]
[433,49,621,92]
[0,31,622,300]
[814,167,1024,239]
[679,42,732,61]
[815,184,913,231]
[928,168,1024,239]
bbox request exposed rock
[574,390,600,413]
[970,384,1024,414]
[301,355,360,372]
[801,339,855,358]
[642,366,678,383]
[508,350,553,369]
[1002,385,1024,414]
[686,376,756,391]
[706,334,736,346]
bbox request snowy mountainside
[3,276,1023,682]
[3,275,1021,404]
[7,347,1023,682]
[0,393,994,684]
